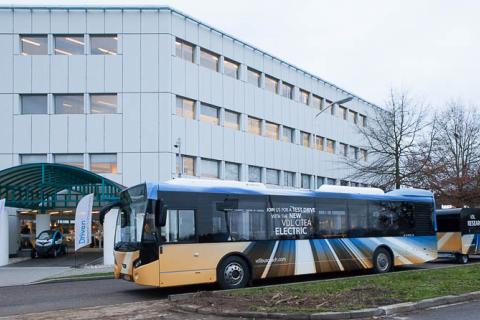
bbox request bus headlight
[134,259,142,268]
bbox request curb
[172,291,480,319]
[31,274,114,285]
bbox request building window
[360,149,368,161]
[224,109,240,130]
[223,58,239,79]
[300,90,309,105]
[20,154,47,164]
[341,180,349,186]
[176,96,195,119]
[21,94,47,114]
[200,49,219,72]
[225,162,240,181]
[340,143,348,157]
[54,94,84,114]
[301,174,311,189]
[265,122,279,140]
[315,136,324,151]
[90,35,117,55]
[351,182,359,187]
[327,139,335,153]
[201,158,219,179]
[349,110,358,124]
[281,82,293,99]
[177,155,196,176]
[266,169,280,185]
[20,35,48,55]
[300,131,310,147]
[338,106,347,120]
[360,114,367,127]
[248,117,262,135]
[282,126,294,143]
[200,103,220,125]
[265,75,278,94]
[54,154,84,169]
[327,178,336,185]
[326,100,334,115]
[175,38,194,62]
[284,171,295,188]
[350,146,359,160]
[312,95,322,110]
[247,68,261,87]
[90,154,117,173]
[248,165,262,183]
[90,94,117,114]
[54,35,85,55]
[316,176,325,188]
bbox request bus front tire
[455,254,469,264]
[217,256,250,290]
[373,247,392,273]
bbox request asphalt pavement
[390,301,480,320]
[1,258,479,318]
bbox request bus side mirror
[155,200,168,227]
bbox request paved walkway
[0,251,112,287]
[0,300,228,320]
[0,267,69,287]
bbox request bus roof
[138,179,434,203]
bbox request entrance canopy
[0,163,123,210]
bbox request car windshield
[38,231,53,240]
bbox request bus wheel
[373,248,392,273]
[217,256,250,290]
[456,254,469,264]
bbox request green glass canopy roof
[0,163,124,210]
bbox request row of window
[20,153,117,173]
[20,34,117,56]
[175,38,367,125]
[20,94,117,114]
[176,96,368,160]
[158,195,430,243]
[177,155,365,189]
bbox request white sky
[2,0,479,108]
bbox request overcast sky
[3,0,479,109]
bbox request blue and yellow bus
[102,179,437,289]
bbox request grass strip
[191,265,480,313]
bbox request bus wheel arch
[372,245,394,273]
[216,253,252,290]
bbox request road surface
[1,259,479,318]
[391,301,480,320]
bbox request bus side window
[348,200,369,237]
[161,209,196,243]
[316,199,348,238]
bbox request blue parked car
[32,230,67,258]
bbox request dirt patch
[188,284,402,313]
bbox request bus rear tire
[373,247,392,273]
[217,256,250,290]
[455,254,469,264]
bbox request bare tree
[415,102,480,207]
[345,89,431,190]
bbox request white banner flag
[0,199,7,266]
[75,194,94,252]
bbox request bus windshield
[114,189,148,251]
